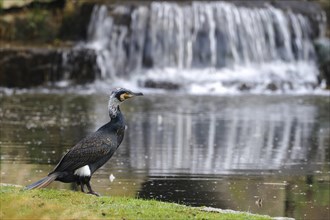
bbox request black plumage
[25,88,143,196]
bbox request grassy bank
[0,185,272,220]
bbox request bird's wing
[51,133,117,173]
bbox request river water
[0,93,329,219]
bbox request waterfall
[85,1,325,93]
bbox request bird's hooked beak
[131,91,144,97]
[120,90,143,101]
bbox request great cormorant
[25,88,143,196]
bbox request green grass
[0,185,272,220]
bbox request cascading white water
[85,1,326,94]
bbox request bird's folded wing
[51,136,116,173]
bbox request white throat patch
[74,165,91,176]
[108,96,121,117]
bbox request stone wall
[0,47,100,88]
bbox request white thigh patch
[74,165,91,176]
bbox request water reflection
[123,95,329,175]
[0,94,329,219]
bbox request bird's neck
[108,98,121,119]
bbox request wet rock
[314,38,330,89]
[62,48,101,84]
[319,61,330,89]
[272,1,325,38]
[238,83,252,91]
[142,80,180,90]
[0,48,62,88]
[266,83,278,91]
[109,5,133,26]
[0,47,100,88]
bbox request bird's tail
[24,173,58,190]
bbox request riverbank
[0,185,273,220]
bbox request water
[1,1,328,219]
[82,1,327,93]
[0,93,329,219]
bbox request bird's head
[108,88,143,118]
[110,88,143,102]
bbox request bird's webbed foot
[87,191,100,196]
[86,181,100,196]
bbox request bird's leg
[72,182,78,191]
[80,181,85,193]
[86,181,100,196]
